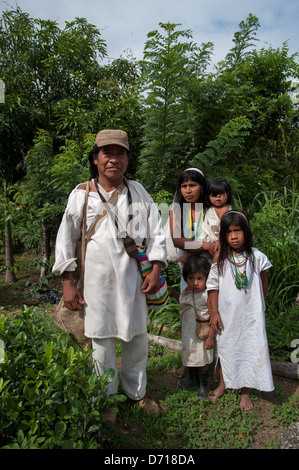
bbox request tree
[136,22,213,192]
[1,182,17,283]
[0,7,107,277]
[190,15,299,205]
[0,7,107,184]
[93,56,144,176]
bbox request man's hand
[62,279,85,311]
[141,263,162,295]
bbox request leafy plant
[0,306,125,449]
[270,395,299,427]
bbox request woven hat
[94,129,129,150]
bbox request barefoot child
[206,210,274,410]
[169,256,214,400]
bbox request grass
[109,341,299,449]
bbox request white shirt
[53,180,167,341]
[179,288,214,367]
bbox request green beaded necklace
[228,248,254,291]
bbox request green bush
[250,185,299,361]
[250,185,298,304]
[0,306,125,449]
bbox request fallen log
[148,334,182,352]
[148,334,299,380]
[270,360,299,380]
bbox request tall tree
[190,15,299,204]
[0,7,107,278]
[0,7,107,184]
[136,22,213,192]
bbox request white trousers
[92,333,148,400]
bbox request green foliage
[0,306,125,449]
[147,297,180,338]
[248,185,299,361]
[191,115,253,183]
[271,395,299,427]
[0,7,107,183]
[250,185,298,303]
[136,22,213,191]
[92,56,144,177]
[225,14,260,66]
[266,304,299,361]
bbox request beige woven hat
[94,129,129,150]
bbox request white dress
[52,180,167,342]
[206,248,274,392]
[199,205,231,243]
[180,288,214,367]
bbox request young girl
[199,178,232,246]
[206,210,274,410]
[168,256,215,400]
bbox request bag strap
[79,181,92,282]
[94,178,140,258]
[86,186,120,242]
[78,180,121,288]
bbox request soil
[1,251,298,449]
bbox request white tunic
[52,180,167,342]
[180,288,214,367]
[206,248,274,391]
[199,206,231,243]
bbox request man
[53,129,167,419]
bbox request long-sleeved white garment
[206,248,274,392]
[179,288,214,367]
[199,205,232,243]
[52,180,167,341]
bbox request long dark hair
[174,167,207,207]
[217,210,253,274]
[172,168,207,235]
[182,255,211,282]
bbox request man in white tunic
[52,129,167,414]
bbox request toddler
[169,256,215,400]
[199,177,232,248]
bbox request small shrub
[0,306,125,449]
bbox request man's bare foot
[174,365,187,379]
[209,384,225,403]
[240,388,253,410]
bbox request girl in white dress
[169,256,214,399]
[206,210,274,410]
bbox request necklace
[187,206,204,240]
[227,248,253,291]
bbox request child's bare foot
[209,384,225,403]
[240,388,253,410]
[174,365,187,379]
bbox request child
[168,256,215,400]
[199,178,232,248]
[206,210,274,410]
